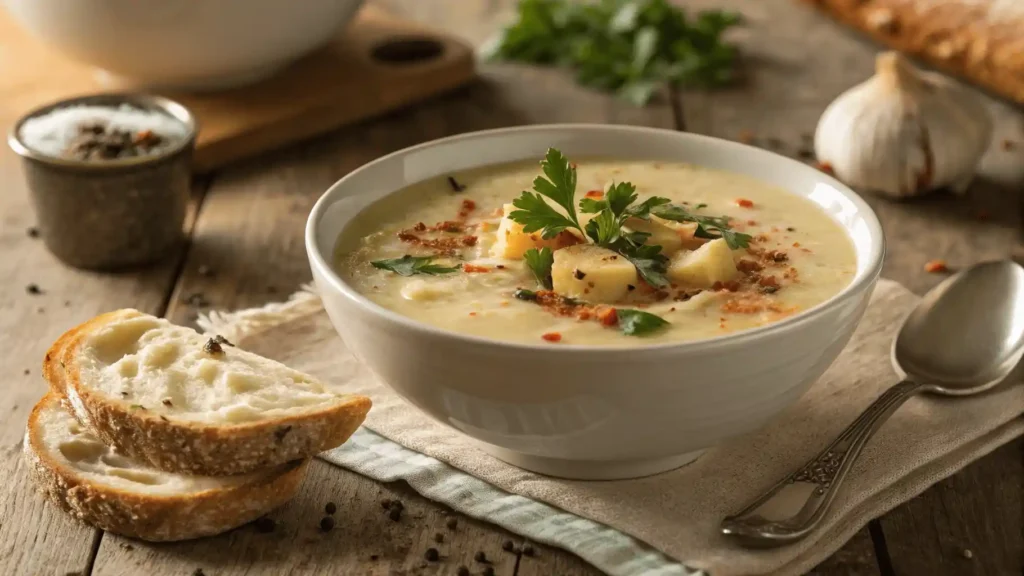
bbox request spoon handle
[720,379,925,547]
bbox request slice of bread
[25,394,308,541]
[44,309,371,476]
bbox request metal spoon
[721,260,1024,548]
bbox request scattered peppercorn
[23,369,29,376]
[924,259,949,273]
[446,518,458,530]
[523,544,536,557]
[474,551,488,563]
[320,516,335,532]
[26,227,39,238]
[502,540,515,552]
[456,567,470,576]
[433,532,444,543]
[482,567,495,576]
[786,227,796,232]
[254,516,276,533]
[26,284,42,295]
[424,547,440,562]
[324,502,337,515]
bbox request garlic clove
[814,51,992,199]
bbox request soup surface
[334,154,856,346]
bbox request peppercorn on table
[1,1,1021,575]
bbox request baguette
[25,394,308,541]
[804,0,1024,105]
[44,309,371,476]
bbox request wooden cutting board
[0,5,476,171]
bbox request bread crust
[804,0,1024,105]
[25,395,309,542]
[47,310,371,476]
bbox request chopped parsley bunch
[482,0,743,106]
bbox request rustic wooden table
[2,1,1021,575]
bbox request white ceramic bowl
[3,0,365,91]
[306,125,885,480]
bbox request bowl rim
[8,92,198,171]
[306,123,885,355]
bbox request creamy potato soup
[334,151,856,346]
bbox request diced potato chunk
[552,245,637,304]
[656,217,708,250]
[490,203,579,259]
[624,217,683,256]
[667,238,737,288]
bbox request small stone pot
[8,93,197,271]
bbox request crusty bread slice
[44,309,371,476]
[25,394,308,541]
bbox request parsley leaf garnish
[652,204,752,249]
[617,243,669,288]
[482,0,743,106]
[371,255,461,276]
[523,247,555,289]
[508,148,584,238]
[616,308,670,336]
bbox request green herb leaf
[371,255,461,277]
[624,196,672,219]
[652,204,752,249]
[486,0,742,106]
[535,148,579,220]
[616,308,670,336]
[523,247,555,289]
[585,208,622,246]
[579,197,606,214]
[619,244,670,288]
[605,182,638,216]
[508,148,583,238]
[509,192,578,239]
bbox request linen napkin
[200,279,1024,576]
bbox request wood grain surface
[0,1,1021,575]
[0,5,476,172]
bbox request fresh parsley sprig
[651,204,752,249]
[509,148,584,239]
[523,247,555,289]
[482,0,743,106]
[371,255,461,276]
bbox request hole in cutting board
[371,37,445,65]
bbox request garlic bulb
[814,52,992,198]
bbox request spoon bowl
[894,260,1024,394]
[722,259,1024,547]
